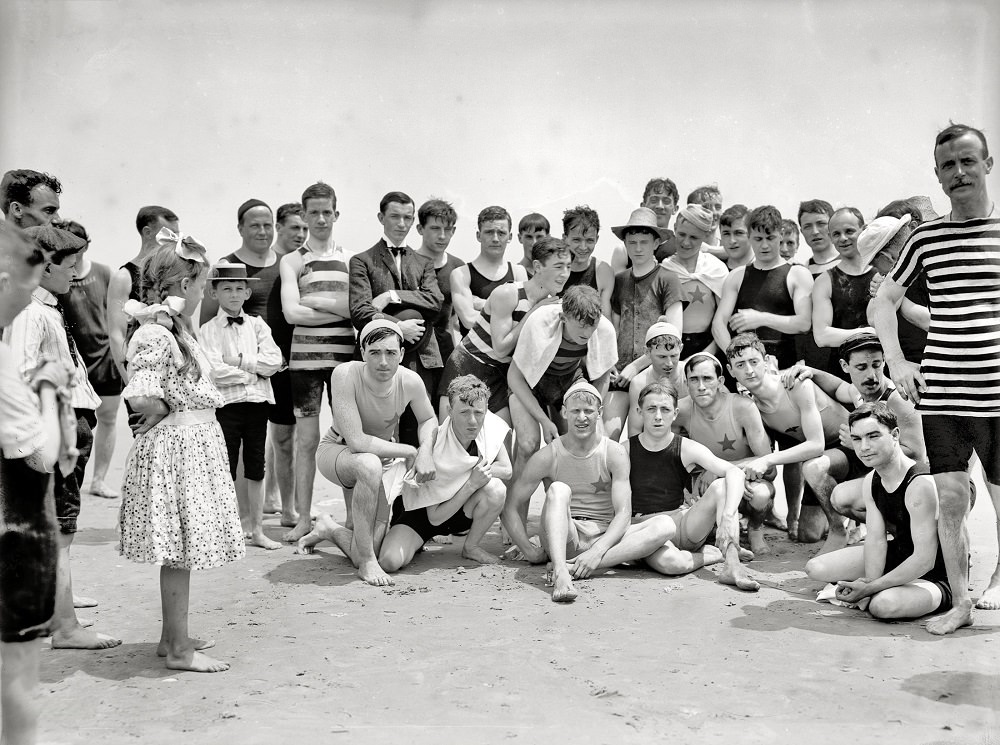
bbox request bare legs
[975,480,1000,610]
[50,532,120,650]
[158,567,227,672]
[926,471,975,635]
[264,422,297,526]
[88,395,120,498]
[1,639,41,745]
[244,479,280,550]
[284,415,319,543]
[801,450,850,555]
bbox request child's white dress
[119,323,245,570]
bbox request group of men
[1,123,997,651]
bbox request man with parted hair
[451,205,528,336]
[379,374,510,571]
[872,122,1000,634]
[559,205,614,318]
[295,319,437,587]
[516,212,550,278]
[797,199,839,274]
[502,380,675,603]
[1,169,62,229]
[107,205,180,382]
[273,202,308,257]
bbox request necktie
[226,316,245,326]
[55,299,80,367]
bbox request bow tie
[388,245,405,257]
[226,315,245,326]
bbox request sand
[21,415,1000,745]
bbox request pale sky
[2,0,997,267]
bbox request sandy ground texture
[11,414,1000,745]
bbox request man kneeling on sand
[379,375,511,570]
[502,381,675,603]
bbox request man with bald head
[1,170,62,228]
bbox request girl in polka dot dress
[119,234,245,673]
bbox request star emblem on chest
[687,285,707,304]
[591,478,612,492]
[718,434,737,452]
[785,425,800,434]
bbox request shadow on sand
[901,670,1000,711]
[40,642,176,683]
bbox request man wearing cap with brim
[674,351,777,556]
[859,210,929,365]
[3,225,122,651]
[295,317,437,587]
[601,207,683,441]
[626,321,687,438]
[502,380,675,603]
[200,261,284,551]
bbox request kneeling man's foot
[462,544,500,565]
[166,649,230,673]
[719,564,760,592]
[926,602,973,635]
[551,573,578,603]
[295,514,340,554]
[283,518,314,544]
[358,559,394,587]
[737,546,755,562]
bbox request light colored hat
[674,204,714,233]
[208,261,259,282]
[562,379,603,405]
[857,215,910,271]
[611,207,668,242]
[645,321,681,345]
[360,316,403,345]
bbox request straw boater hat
[207,261,259,283]
[611,207,669,242]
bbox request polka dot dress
[119,323,245,570]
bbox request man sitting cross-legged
[379,375,511,571]
[805,403,952,622]
[628,381,759,590]
[673,352,777,555]
[501,381,674,603]
[295,319,436,586]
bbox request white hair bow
[155,226,207,264]
[122,296,187,329]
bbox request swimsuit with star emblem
[686,391,754,461]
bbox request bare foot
[737,546,755,562]
[250,531,282,550]
[926,601,974,635]
[89,481,120,499]
[719,563,760,592]
[295,514,339,554]
[432,534,454,544]
[551,573,578,603]
[157,637,216,657]
[51,627,122,650]
[79,618,94,628]
[280,510,300,528]
[763,512,787,530]
[786,518,799,542]
[262,500,281,515]
[358,558,394,587]
[500,523,513,546]
[748,527,770,556]
[701,545,724,566]
[462,544,500,565]
[165,649,230,673]
[816,528,849,556]
[243,529,253,539]
[976,576,1000,610]
[73,595,98,608]
[283,517,313,543]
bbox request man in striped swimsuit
[872,123,1000,634]
[437,237,572,422]
[279,182,355,543]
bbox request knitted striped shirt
[460,282,531,366]
[289,244,355,371]
[890,212,1000,416]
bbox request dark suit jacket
[349,239,444,369]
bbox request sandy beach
[19,410,997,745]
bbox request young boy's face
[648,340,682,378]
[518,227,549,256]
[533,252,572,295]
[563,224,598,265]
[749,227,781,265]
[477,219,512,258]
[799,211,831,255]
[623,230,659,267]
[561,316,598,345]
[41,252,79,295]
[696,193,723,231]
[727,347,768,391]
[211,280,252,315]
[720,218,750,260]
[779,229,799,260]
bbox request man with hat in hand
[601,207,683,441]
[200,261,283,550]
[296,318,438,587]
[349,191,443,447]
